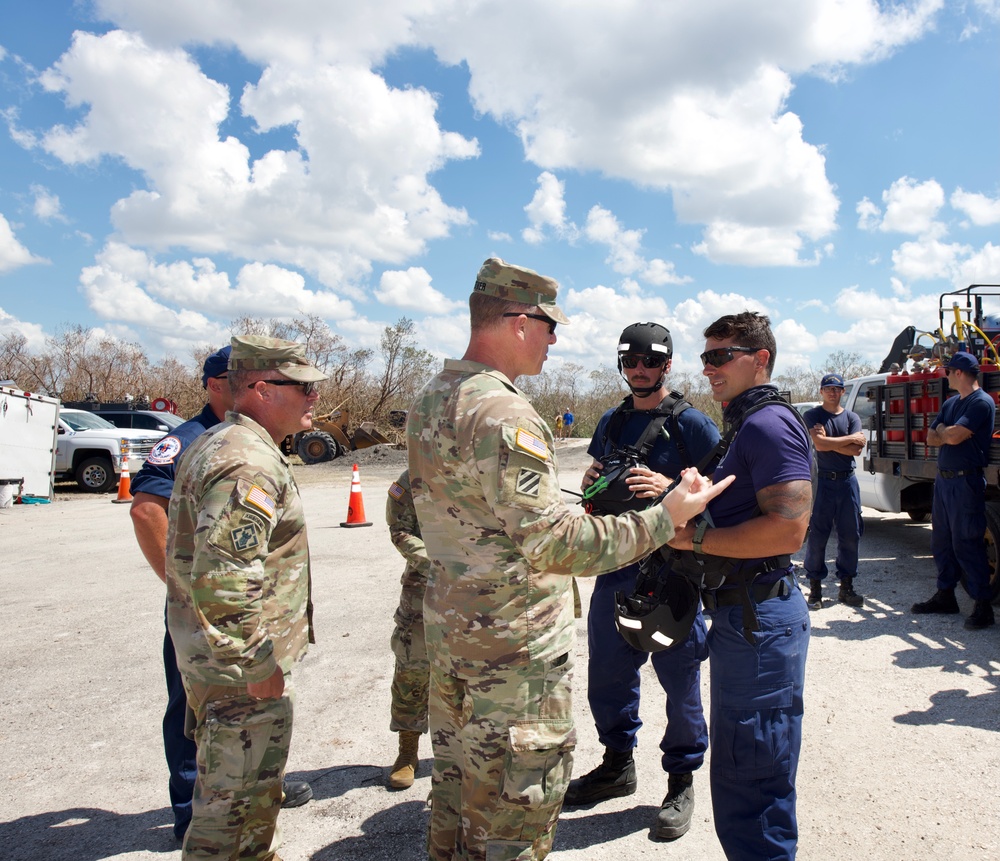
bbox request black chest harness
[583,392,694,516]
[639,389,809,645]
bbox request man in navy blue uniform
[912,351,996,630]
[130,346,312,840]
[670,311,812,861]
[564,322,720,839]
[802,373,866,608]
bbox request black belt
[818,470,854,480]
[938,468,983,479]
[701,574,794,610]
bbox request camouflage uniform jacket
[407,359,676,673]
[166,411,314,687]
[387,470,430,589]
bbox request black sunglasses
[700,346,759,368]
[620,354,667,370]
[249,379,319,396]
[502,312,557,334]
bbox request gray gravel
[1,439,998,860]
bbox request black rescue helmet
[614,564,699,652]
[617,322,673,361]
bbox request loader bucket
[352,422,391,449]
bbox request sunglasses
[700,346,759,368]
[503,312,557,334]
[620,354,667,370]
[249,379,319,396]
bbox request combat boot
[281,779,313,808]
[964,599,995,630]
[807,579,822,610]
[388,731,421,789]
[563,747,637,806]
[911,588,959,615]
[655,772,694,839]
[838,577,864,607]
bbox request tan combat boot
[388,731,421,789]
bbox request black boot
[281,778,313,808]
[911,588,959,615]
[807,579,822,609]
[838,577,864,607]
[655,772,694,839]
[964,599,995,630]
[563,747,637,806]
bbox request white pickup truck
[55,409,166,493]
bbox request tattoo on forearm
[758,481,812,520]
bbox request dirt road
[1,440,997,860]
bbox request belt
[701,574,794,611]
[818,470,854,480]
[938,468,983,479]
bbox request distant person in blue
[802,373,866,608]
[129,345,312,839]
[912,351,996,630]
[669,311,812,861]
[565,322,720,840]
[562,407,574,437]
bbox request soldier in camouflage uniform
[385,469,430,789]
[406,257,733,861]
[166,335,327,861]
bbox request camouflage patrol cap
[473,257,569,325]
[228,335,328,382]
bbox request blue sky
[1,0,998,382]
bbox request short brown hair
[704,311,777,376]
[469,292,535,332]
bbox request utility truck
[839,284,1000,599]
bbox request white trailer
[0,384,60,501]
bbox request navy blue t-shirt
[802,405,861,472]
[932,388,995,470]
[708,403,812,576]
[589,400,721,479]
[131,404,222,498]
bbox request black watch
[693,520,710,554]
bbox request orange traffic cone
[113,457,133,504]
[340,463,372,527]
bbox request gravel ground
[1,439,998,860]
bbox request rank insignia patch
[231,523,260,551]
[515,467,542,497]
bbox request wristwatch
[693,520,710,555]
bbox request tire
[75,456,118,493]
[968,503,1000,603]
[905,510,930,523]
[297,431,339,464]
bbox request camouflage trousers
[182,679,295,861]
[390,583,429,734]
[427,652,576,861]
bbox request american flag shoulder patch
[243,485,276,519]
[514,428,549,461]
[388,481,405,500]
